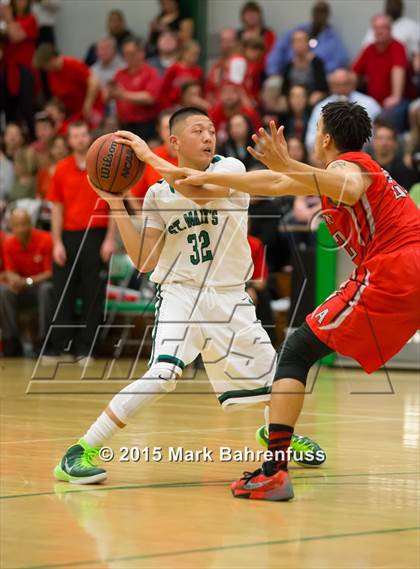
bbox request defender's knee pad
[109,362,181,421]
[274,322,333,386]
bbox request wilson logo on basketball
[121,149,133,179]
[100,141,118,180]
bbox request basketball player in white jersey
[53,108,325,484]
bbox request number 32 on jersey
[187,230,214,265]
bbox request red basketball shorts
[307,246,420,373]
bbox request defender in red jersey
[179,102,420,501]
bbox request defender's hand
[248,121,291,171]
[177,171,209,187]
[159,166,196,187]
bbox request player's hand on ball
[115,130,152,162]
[248,121,291,171]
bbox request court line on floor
[1,471,418,501]
[15,526,420,569]
[0,414,407,445]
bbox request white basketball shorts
[149,283,277,408]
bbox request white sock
[83,411,120,448]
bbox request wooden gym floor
[0,357,419,569]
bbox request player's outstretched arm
[249,121,370,205]
[88,177,164,273]
[178,168,312,198]
[115,132,233,203]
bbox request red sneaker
[231,468,294,501]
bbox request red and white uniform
[307,151,420,373]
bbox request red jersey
[308,151,420,373]
[160,62,203,108]
[3,229,52,277]
[321,152,420,266]
[248,235,268,280]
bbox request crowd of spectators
[0,0,418,357]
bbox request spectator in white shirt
[90,37,124,88]
[90,37,124,116]
[362,0,419,61]
[147,30,179,76]
[305,68,382,152]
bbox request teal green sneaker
[53,438,107,484]
[256,426,326,467]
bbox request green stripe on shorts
[157,355,185,369]
[218,385,271,405]
[148,285,162,367]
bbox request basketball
[86,133,145,194]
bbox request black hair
[122,36,144,50]
[169,107,209,133]
[241,1,262,15]
[321,101,372,152]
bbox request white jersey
[143,155,253,289]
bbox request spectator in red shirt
[110,37,162,141]
[160,40,203,108]
[352,14,412,131]
[45,122,115,360]
[242,37,266,106]
[130,110,178,201]
[33,43,103,129]
[206,28,247,105]
[209,82,262,143]
[1,0,38,136]
[0,208,53,356]
[238,1,276,61]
